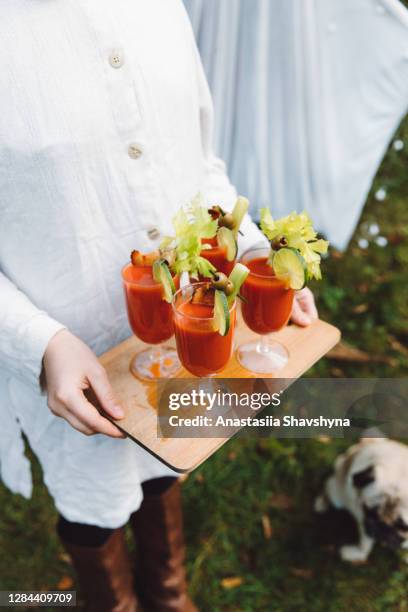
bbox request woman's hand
[42,329,125,438]
[290,287,318,327]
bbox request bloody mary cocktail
[173,283,236,377]
[122,263,174,344]
[237,247,294,374]
[241,257,294,334]
[122,261,179,380]
[200,238,235,277]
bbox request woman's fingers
[87,366,124,420]
[64,390,126,438]
[43,330,126,438]
[291,299,311,326]
[299,287,318,319]
[291,288,318,327]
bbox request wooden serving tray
[94,316,340,473]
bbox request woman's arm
[0,271,65,385]
[0,271,124,437]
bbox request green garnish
[270,248,307,290]
[213,290,230,336]
[217,227,237,261]
[260,209,329,282]
[227,263,250,305]
[152,259,176,303]
[209,263,249,335]
[230,196,249,237]
[160,194,217,279]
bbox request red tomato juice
[173,300,236,377]
[240,257,294,334]
[122,263,175,344]
[200,237,235,276]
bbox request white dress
[0,0,263,528]
[184,0,408,249]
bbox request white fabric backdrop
[183,0,408,249]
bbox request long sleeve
[0,271,66,388]
[192,32,268,255]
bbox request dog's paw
[314,495,329,513]
[340,545,369,564]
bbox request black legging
[57,477,177,547]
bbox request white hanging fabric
[184,0,408,249]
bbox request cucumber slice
[213,289,230,336]
[227,262,250,304]
[153,259,176,303]
[231,196,249,237]
[217,227,237,261]
[272,247,306,290]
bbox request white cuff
[17,313,66,388]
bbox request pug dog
[314,435,408,562]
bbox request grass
[184,438,404,612]
[0,102,407,612]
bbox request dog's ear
[353,465,375,489]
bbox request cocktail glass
[122,263,180,380]
[237,247,294,373]
[200,237,235,276]
[172,282,236,377]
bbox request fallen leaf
[316,435,331,444]
[290,567,314,579]
[269,493,294,510]
[261,514,273,540]
[195,473,204,483]
[389,335,408,358]
[327,341,393,365]
[58,552,72,565]
[357,283,369,294]
[228,451,237,461]
[57,575,74,590]
[388,232,405,246]
[330,367,344,377]
[327,342,372,362]
[221,577,244,589]
[351,303,369,314]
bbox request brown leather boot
[60,528,141,612]
[130,480,197,612]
